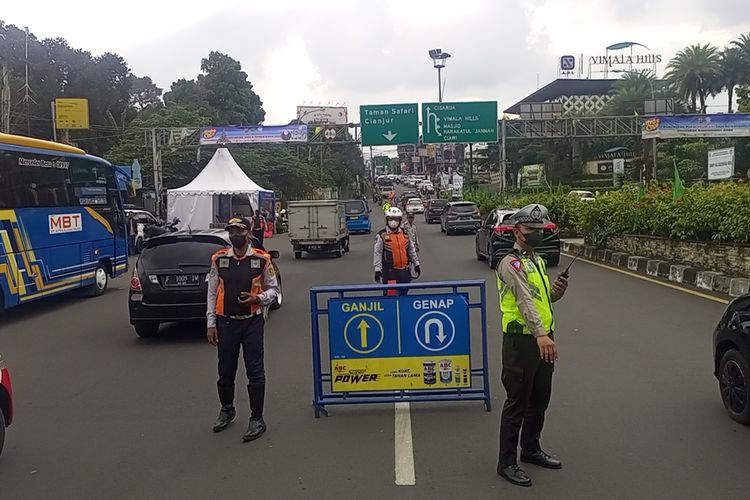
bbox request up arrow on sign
[383,130,398,141]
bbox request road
[1,209,748,499]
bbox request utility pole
[151,128,163,217]
[50,101,57,141]
[18,26,36,136]
[0,63,10,134]
[500,118,507,194]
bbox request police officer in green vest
[496,204,569,487]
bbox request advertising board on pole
[297,106,348,125]
[708,147,735,180]
[642,114,750,139]
[55,98,90,130]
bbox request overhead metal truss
[504,115,640,140]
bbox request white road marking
[394,402,416,486]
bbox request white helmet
[385,207,403,219]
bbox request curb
[562,241,748,300]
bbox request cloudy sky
[3,0,749,125]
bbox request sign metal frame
[310,280,492,417]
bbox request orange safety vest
[379,229,410,270]
[211,248,270,317]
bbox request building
[504,79,618,117]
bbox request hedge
[463,182,750,246]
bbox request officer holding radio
[495,204,569,487]
[207,217,278,442]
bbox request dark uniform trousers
[216,314,265,412]
[382,268,411,296]
[498,333,554,467]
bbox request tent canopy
[167,148,272,229]
[168,147,270,196]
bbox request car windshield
[407,199,422,205]
[345,201,366,214]
[140,239,226,269]
[451,203,477,213]
[431,200,448,207]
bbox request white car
[405,198,425,214]
[570,190,596,202]
[125,208,159,254]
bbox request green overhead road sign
[360,103,419,146]
[421,101,498,143]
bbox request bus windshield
[0,136,128,310]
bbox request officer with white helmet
[373,207,420,285]
[495,203,569,487]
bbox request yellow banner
[55,98,90,130]
[331,355,471,392]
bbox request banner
[642,114,750,139]
[708,147,735,180]
[200,125,308,145]
[518,163,546,187]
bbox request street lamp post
[611,69,658,181]
[428,49,451,179]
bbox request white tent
[167,148,272,230]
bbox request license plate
[348,216,359,220]
[163,274,201,287]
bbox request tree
[666,44,721,113]
[129,76,162,111]
[738,84,750,112]
[197,52,265,125]
[718,47,749,113]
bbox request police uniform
[496,204,566,485]
[207,223,278,441]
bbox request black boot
[213,385,236,433]
[243,383,266,442]
[213,405,236,433]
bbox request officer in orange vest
[373,207,420,286]
[206,217,279,442]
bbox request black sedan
[424,199,448,224]
[475,208,561,268]
[714,294,750,424]
[128,230,282,338]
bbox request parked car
[424,199,449,223]
[0,352,13,457]
[400,191,419,208]
[128,229,283,338]
[405,198,425,215]
[440,201,482,235]
[420,182,436,195]
[344,199,372,234]
[125,208,160,254]
[570,190,596,202]
[713,294,750,424]
[474,208,561,267]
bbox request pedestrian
[402,212,420,253]
[206,217,279,442]
[382,201,392,212]
[373,207,420,290]
[249,209,267,248]
[495,204,569,487]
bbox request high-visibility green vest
[498,252,555,335]
[383,203,391,211]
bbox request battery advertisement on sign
[328,294,471,392]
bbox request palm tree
[732,33,750,57]
[718,46,749,112]
[666,44,721,113]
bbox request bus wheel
[89,263,109,297]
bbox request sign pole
[500,118,507,194]
[50,101,57,142]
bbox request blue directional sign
[399,294,469,355]
[329,297,399,359]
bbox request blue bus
[0,133,128,310]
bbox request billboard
[55,98,89,129]
[518,164,546,187]
[708,147,735,180]
[296,106,348,125]
[200,125,308,145]
[643,114,750,139]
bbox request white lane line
[394,402,416,486]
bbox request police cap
[510,204,548,229]
[225,217,252,231]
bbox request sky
[3,0,749,129]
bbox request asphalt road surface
[1,210,748,499]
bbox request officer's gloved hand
[375,271,382,283]
[414,265,421,277]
